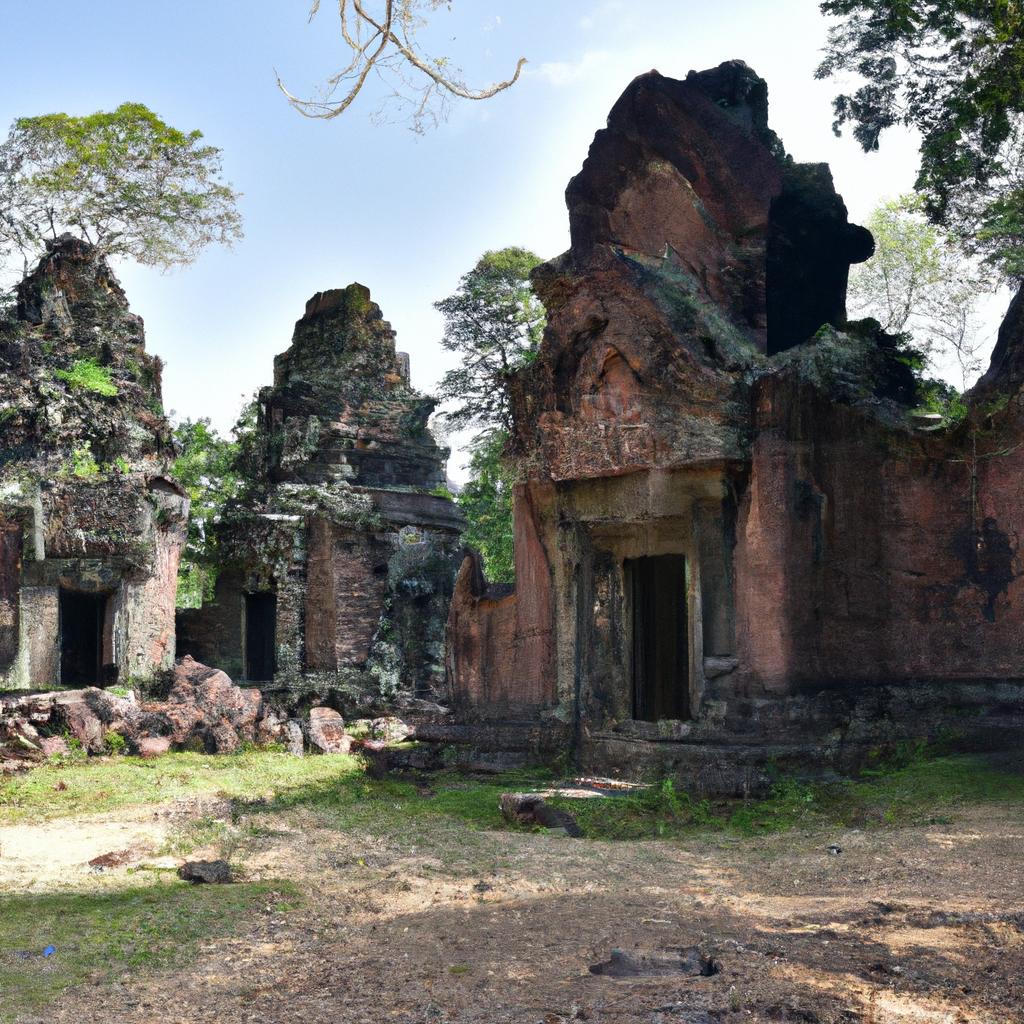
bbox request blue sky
[1,0,960,477]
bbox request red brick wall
[734,375,1024,691]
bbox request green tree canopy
[456,430,515,584]
[171,403,256,608]
[848,194,989,387]
[434,246,545,436]
[435,246,546,584]
[0,102,242,273]
[817,1,1024,277]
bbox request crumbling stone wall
[0,236,188,690]
[446,62,1024,790]
[178,284,463,709]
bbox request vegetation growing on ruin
[54,357,119,397]
[66,442,101,479]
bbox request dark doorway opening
[245,593,277,682]
[60,589,107,687]
[627,555,689,722]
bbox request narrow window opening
[626,555,689,722]
[244,593,277,682]
[60,589,108,687]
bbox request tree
[171,409,252,608]
[435,247,545,435]
[435,246,544,583]
[816,1,1024,277]
[278,1,527,131]
[848,195,988,388]
[0,103,242,274]
[456,431,515,583]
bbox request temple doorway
[59,589,108,687]
[244,592,277,682]
[626,554,690,721]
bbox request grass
[54,357,118,396]
[552,753,1024,840]
[6,747,1022,842]
[0,750,361,824]
[0,880,297,1022]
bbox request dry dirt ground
[4,783,1023,1024]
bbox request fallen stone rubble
[0,655,429,770]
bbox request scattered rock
[499,793,584,837]
[285,719,305,756]
[38,736,70,758]
[51,693,106,753]
[208,720,241,754]
[307,707,352,754]
[136,736,171,759]
[588,947,719,979]
[369,716,413,743]
[256,708,288,747]
[178,859,232,884]
[0,657,267,767]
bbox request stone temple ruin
[2,62,1024,790]
[177,283,464,704]
[447,62,1024,791]
[0,236,187,691]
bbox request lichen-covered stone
[178,284,464,713]
[0,235,188,690]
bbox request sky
[0,0,1001,479]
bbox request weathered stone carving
[0,235,188,689]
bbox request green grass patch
[549,779,716,840]
[0,751,361,824]
[0,879,296,1022]
[55,357,119,397]
[5,749,1022,844]
[264,770,519,834]
[552,755,1024,840]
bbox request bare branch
[278,0,526,128]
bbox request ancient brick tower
[446,62,1024,791]
[0,235,188,689]
[177,283,464,703]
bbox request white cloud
[530,50,613,87]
